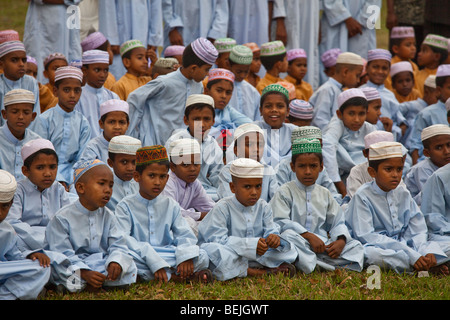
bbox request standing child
[30,66,91,187]
[106,135,142,212]
[284,49,313,101]
[127,37,218,147]
[243,42,261,88]
[114,145,211,283]
[271,138,364,273]
[110,40,152,101]
[45,159,137,292]
[256,41,288,94]
[75,50,120,138]
[0,89,40,180]
[345,141,449,275]
[198,158,297,281]
[0,169,51,300]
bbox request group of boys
[1,19,450,299]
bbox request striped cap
[54,66,83,83]
[289,99,313,120]
[0,40,25,59]
[4,89,35,106]
[361,87,381,101]
[368,141,403,160]
[367,49,392,62]
[191,37,218,65]
[82,49,109,65]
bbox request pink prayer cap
[390,26,415,39]
[100,99,129,118]
[364,131,394,149]
[81,32,108,52]
[0,40,25,59]
[321,48,342,68]
[337,88,366,108]
[54,66,83,83]
[27,56,37,66]
[436,64,450,78]
[367,49,392,62]
[190,37,218,65]
[276,81,296,100]
[164,45,185,57]
[21,138,55,162]
[287,48,307,62]
[289,99,313,120]
[243,42,260,53]
[208,68,235,83]
[361,87,381,101]
[390,61,414,77]
[0,30,19,44]
[82,49,109,65]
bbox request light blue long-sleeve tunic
[228,80,262,121]
[30,104,91,184]
[404,158,439,206]
[319,0,380,60]
[6,178,76,252]
[309,77,343,130]
[398,98,428,150]
[106,174,139,212]
[322,116,377,182]
[0,125,41,181]
[270,180,364,272]
[197,196,297,281]
[345,180,449,273]
[0,74,40,127]
[79,134,109,163]
[162,0,228,48]
[126,68,204,147]
[114,193,208,280]
[0,220,51,300]
[23,0,82,84]
[45,200,137,291]
[74,84,120,139]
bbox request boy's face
[279,55,289,73]
[1,104,36,139]
[340,65,363,88]
[184,106,215,141]
[108,153,136,182]
[124,47,148,76]
[25,62,38,79]
[368,157,404,192]
[234,132,264,162]
[423,86,439,105]
[366,60,390,85]
[82,63,109,88]
[287,57,308,81]
[290,153,323,186]
[250,51,261,74]
[44,59,68,85]
[436,77,450,103]
[99,111,129,141]
[393,37,416,61]
[192,64,212,82]
[0,200,13,223]
[260,93,289,129]
[22,153,58,192]
[0,50,27,81]
[134,162,169,200]
[417,44,438,68]
[229,177,262,207]
[324,66,336,78]
[54,78,82,112]
[392,71,414,97]
[170,154,201,184]
[205,79,233,110]
[423,134,450,168]
[336,105,367,132]
[76,165,114,210]
[366,99,382,125]
[230,63,250,82]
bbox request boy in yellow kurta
[284,49,313,101]
[256,41,288,94]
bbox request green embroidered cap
[260,40,286,57]
[261,83,289,100]
[292,138,322,155]
[229,45,253,65]
[120,39,145,57]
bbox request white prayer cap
[436,64,450,78]
[364,131,394,149]
[337,88,367,109]
[21,138,55,162]
[421,124,450,141]
[361,87,381,102]
[99,99,129,117]
[424,75,436,88]
[108,135,142,155]
[0,170,17,203]
[229,158,264,179]
[368,141,403,161]
[390,26,415,39]
[3,89,35,107]
[54,66,83,83]
[390,61,413,77]
[185,94,215,109]
[336,52,364,66]
[233,123,265,142]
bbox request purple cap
[26,55,37,66]
[289,99,313,119]
[321,48,342,67]
[100,99,129,117]
[337,88,366,108]
[436,64,450,78]
[21,138,55,162]
[81,32,108,52]
[287,48,307,62]
[55,66,83,83]
[361,87,381,101]
[0,40,25,59]
[367,49,392,62]
[164,45,185,57]
[390,26,415,39]
[0,30,19,44]
[191,37,218,66]
[82,49,109,65]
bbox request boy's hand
[413,255,437,272]
[154,268,169,283]
[266,234,281,248]
[257,238,268,256]
[302,232,325,253]
[27,252,51,267]
[177,260,195,279]
[106,262,122,281]
[326,239,346,259]
[80,269,107,288]
[424,253,437,269]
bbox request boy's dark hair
[436,75,450,88]
[23,149,59,169]
[185,103,215,119]
[389,37,413,53]
[100,112,130,124]
[260,52,286,71]
[135,160,170,174]
[260,91,289,108]
[96,40,110,53]
[54,77,82,89]
[428,46,448,65]
[339,97,368,112]
[182,44,209,68]
[368,159,384,171]
[291,152,323,167]
[44,58,67,71]
[206,78,234,90]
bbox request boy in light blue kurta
[114,145,211,283]
[0,169,51,300]
[198,158,297,281]
[345,141,450,274]
[271,138,364,273]
[45,159,137,292]
[127,38,218,147]
[30,66,91,186]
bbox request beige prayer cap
[185,94,215,109]
[108,135,142,155]
[229,158,264,179]
[424,75,436,89]
[368,141,403,161]
[3,89,35,107]
[421,124,450,142]
[336,52,364,66]
[0,170,17,203]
